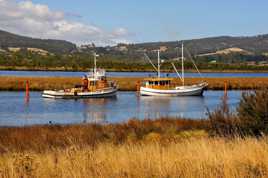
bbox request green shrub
[237,89,268,136]
[208,96,240,137]
[209,89,268,137]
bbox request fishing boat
[140,43,208,96]
[42,53,118,99]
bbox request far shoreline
[1,66,268,73]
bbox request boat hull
[140,83,207,97]
[42,88,117,99]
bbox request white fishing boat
[42,53,118,99]
[140,43,208,96]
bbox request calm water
[1,70,268,78]
[0,91,242,127]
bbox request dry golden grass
[1,76,268,91]
[0,118,208,153]
[0,76,81,91]
[0,119,267,177]
[0,137,268,178]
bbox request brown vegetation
[0,128,267,177]
[1,76,268,91]
[0,118,207,153]
[0,119,268,177]
[0,137,267,178]
[209,89,268,137]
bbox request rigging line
[185,48,204,79]
[171,62,183,82]
[144,53,158,72]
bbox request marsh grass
[1,76,268,91]
[0,119,267,177]
[1,137,268,177]
[0,118,208,153]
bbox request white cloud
[0,0,131,46]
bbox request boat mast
[94,52,97,73]
[157,50,160,78]
[182,43,184,86]
[93,52,98,78]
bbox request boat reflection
[139,95,206,119]
[81,96,117,124]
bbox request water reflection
[23,92,30,121]
[81,96,117,124]
[0,91,242,126]
[139,96,173,118]
[139,95,206,119]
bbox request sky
[0,0,267,46]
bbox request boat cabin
[88,77,109,90]
[142,78,173,90]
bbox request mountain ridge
[124,34,268,55]
[0,29,77,54]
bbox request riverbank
[0,119,267,177]
[1,76,268,91]
[2,66,268,73]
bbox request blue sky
[32,0,268,43]
[3,0,268,45]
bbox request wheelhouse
[142,78,173,89]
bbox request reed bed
[0,119,267,177]
[1,76,268,91]
[0,118,267,177]
[0,136,268,177]
[0,118,208,153]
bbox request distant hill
[125,35,268,55]
[0,30,77,54]
[1,30,268,70]
[1,28,268,60]
[76,34,268,63]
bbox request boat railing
[96,86,116,92]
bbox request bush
[237,89,268,136]
[209,89,268,137]
[208,96,241,137]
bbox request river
[0,90,243,126]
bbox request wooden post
[136,81,140,91]
[25,81,30,102]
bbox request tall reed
[0,137,267,178]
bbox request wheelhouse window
[146,80,171,86]
[158,80,170,85]
[90,81,96,86]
